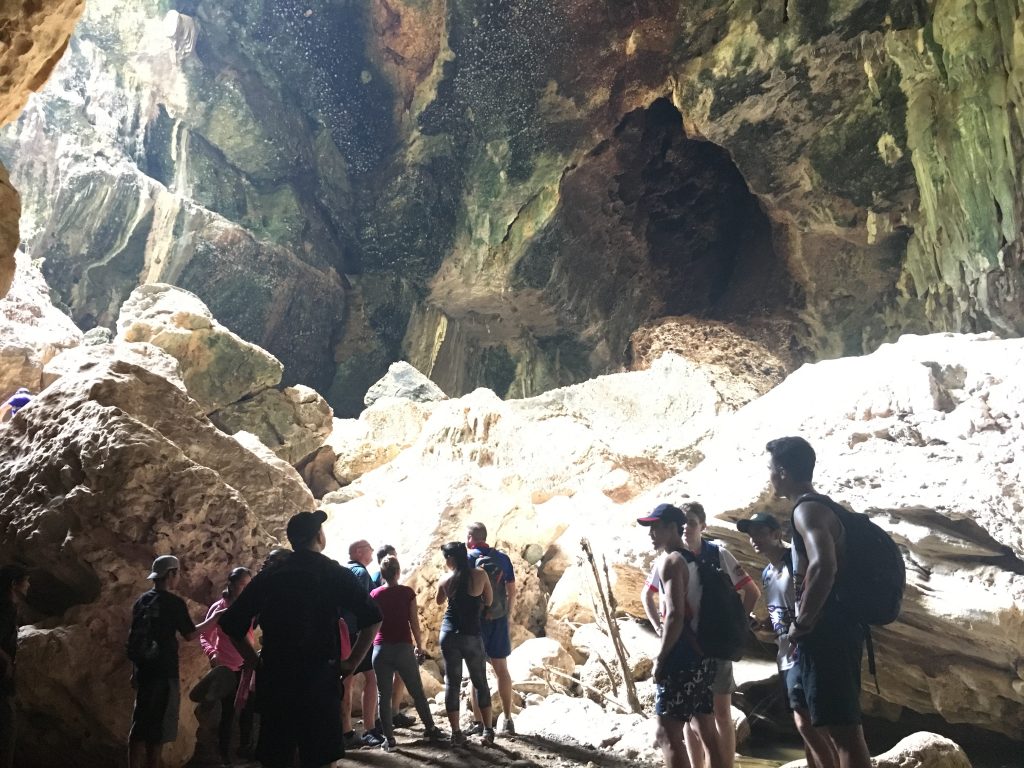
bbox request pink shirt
[200,597,252,671]
[370,585,415,645]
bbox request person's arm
[408,590,424,651]
[789,501,839,640]
[504,580,516,607]
[655,553,688,682]
[641,583,662,635]
[221,577,264,668]
[480,570,493,608]
[335,565,383,675]
[199,602,221,663]
[435,573,449,606]
[184,607,223,641]
[720,547,761,613]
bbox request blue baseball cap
[637,503,686,526]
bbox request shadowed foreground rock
[0,359,312,767]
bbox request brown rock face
[0,359,312,766]
[0,0,85,297]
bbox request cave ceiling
[2,0,1023,414]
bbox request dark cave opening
[612,97,792,321]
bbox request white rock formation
[0,251,82,398]
[117,283,283,413]
[363,360,448,407]
[211,384,333,465]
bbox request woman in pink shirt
[201,566,254,765]
[370,556,444,751]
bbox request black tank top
[441,572,482,635]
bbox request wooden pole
[580,538,642,713]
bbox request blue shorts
[655,657,716,721]
[479,616,511,659]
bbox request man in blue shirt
[466,522,516,736]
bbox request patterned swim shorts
[655,657,717,721]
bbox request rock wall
[0,0,85,297]
[3,2,1023,412]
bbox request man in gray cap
[128,555,224,768]
[221,510,382,768]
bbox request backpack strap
[699,540,722,568]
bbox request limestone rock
[0,359,306,767]
[0,0,84,297]
[0,251,82,398]
[211,385,333,466]
[506,637,575,697]
[364,360,448,407]
[627,316,792,408]
[117,283,283,413]
[42,340,184,393]
[779,732,971,768]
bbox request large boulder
[0,251,82,398]
[779,732,972,768]
[117,283,283,413]
[210,385,333,465]
[0,359,311,767]
[42,340,185,393]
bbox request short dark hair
[376,544,397,564]
[766,436,816,482]
[681,502,705,525]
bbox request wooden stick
[580,538,643,713]
[541,665,631,713]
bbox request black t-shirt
[132,589,196,679]
[0,598,17,695]
[220,550,382,673]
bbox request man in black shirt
[221,511,382,768]
[0,565,29,768]
[129,556,223,768]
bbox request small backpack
[681,543,747,661]
[794,493,905,625]
[473,551,508,621]
[126,591,161,665]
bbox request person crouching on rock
[638,504,724,768]
[200,566,255,765]
[128,555,225,768]
[435,542,494,746]
[370,555,445,751]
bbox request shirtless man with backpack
[766,436,901,768]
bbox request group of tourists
[642,436,875,768]
[0,433,885,768]
[124,515,517,768]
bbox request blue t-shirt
[5,393,31,414]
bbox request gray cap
[148,555,180,580]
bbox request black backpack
[794,493,905,625]
[681,543,747,661]
[473,551,508,621]
[126,591,161,665]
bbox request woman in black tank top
[435,542,494,745]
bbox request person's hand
[787,618,813,642]
[209,655,219,669]
[339,657,356,678]
[653,656,667,683]
[413,646,425,663]
[654,624,663,638]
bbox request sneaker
[342,731,361,750]
[482,727,495,745]
[501,715,516,735]
[423,725,446,741]
[450,730,466,747]
[360,731,385,748]
[380,738,397,753]
[392,711,416,728]
[465,721,484,736]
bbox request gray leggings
[439,630,491,714]
[372,643,436,743]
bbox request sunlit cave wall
[2,0,1024,414]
